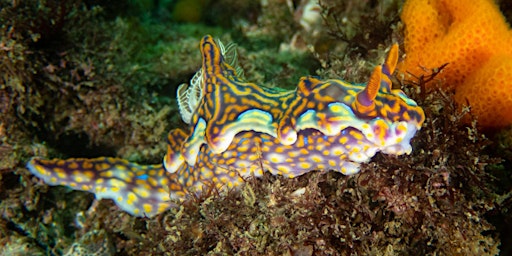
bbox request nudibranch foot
[27,157,174,217]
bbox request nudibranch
[27,35,425,217]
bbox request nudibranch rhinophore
[27,35,425,217]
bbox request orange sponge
[454,56,512,127]
[398,0,512,128]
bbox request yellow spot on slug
[226,158,236,165]
[74,175,83,183]
[203,170,214,179]
[277,165,289,173]
[135,188,150,198]
[312,156,322,162]
[35,165,47,175]
[82,161,93,169]
[148,177,159,187]
[248,154,258,161]
[349,130,364,140]
[169,183,181,192]
[143,204,153,214]
[68,162,79,169]
[158,204,169,213]
[288,151,299,158]
[300,162,311,169]
[54,168,67,179]
[102,170,114,178]
[127,192,137,205]
[95,163,110,171]
[115,164,127,171]
[83,171,94,179]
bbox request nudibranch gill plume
[27,35,425,217]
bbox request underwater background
[1,0,512,255]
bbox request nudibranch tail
[27,157,173,217]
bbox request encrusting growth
[398,0,512,128]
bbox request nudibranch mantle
[27,35,425,217]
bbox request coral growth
[398,0,512,129]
